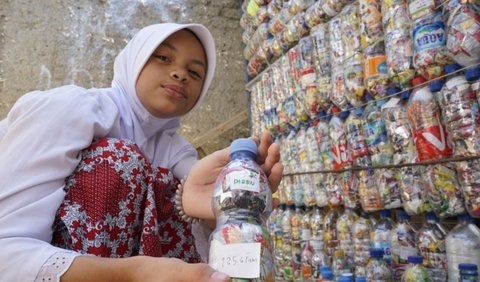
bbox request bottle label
[209,241,261,278]
[227,170,260,193]
[413,21,446,52]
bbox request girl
[0,23,283,282]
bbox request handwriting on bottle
[209,242,261,278]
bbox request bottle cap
[380,209,391,218]
[400,90,411,100]
[459,263,478,271]
[445,63,462,74]
[430,79,445,93]
[339,110,350,119]
[387,86,401,96]
[320,265,331,272]
[355,107,364,117]
[322,270,334,279]
[412,76,427,86]
[408,255,423,264]
[425,211,439,221]
[459,213,473,222]
[356,277,367,282]
[397,210,409,220]
[370,248,384,258]
[230,138,257,157]
[465,66,480,82]
[364,92,374,101]
[338,277,351,282]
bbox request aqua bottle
[459,263,479,282]
[209,138,274,281]
[446,214,480,282]
[401,256,432,282]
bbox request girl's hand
[61,255,230,282]
[182,131,283,220]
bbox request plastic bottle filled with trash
[391,210,419,281]
[209,138,274,281]
[415,212,448,281]
[401,255,432,282]
[446,213,480,282]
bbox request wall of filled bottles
[241,0,480,281]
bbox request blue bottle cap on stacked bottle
[370,248,384,258]
[459,263,478,271]
[465,66,480,82]
[408,255,423,264]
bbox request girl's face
[136,29,207,118]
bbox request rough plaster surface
[0,0,250,155]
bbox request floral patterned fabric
[51,138,201,262]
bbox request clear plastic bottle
[391,210,419,281]
[337,208,358,272]
[446,213,480,282]
[209,138,274,281]
[366,248,393,281]
[444,1,480,67]
[381,87,416,165]
[465,66,480,106]
[301,240,314,281]
[401,255,432,282]
[431,63,480,158]
[324,205,342,264]
[311,240,328,281]
[301,205,313,244]
[329,115,353,170]
[291,205,303,244]
[459,263,479,282]
[353,210,376,278]
[416,212,448,281]
[345,106,371,167]
[371,209,395,265]
[310,205,324,249]
[363,94,394,166]
[407,76,453,161]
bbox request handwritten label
[209,242,261,278]
[227,170,260,192]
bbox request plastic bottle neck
[217,209,262,225]
[230,150,257,162]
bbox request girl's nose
[171,69,189,82]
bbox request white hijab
[106,23,216,174]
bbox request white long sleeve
[0,86,118,281]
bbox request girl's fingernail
[210,271,230,281]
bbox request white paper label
[382,97,401,109]
[209,242,261,278]
[227,170,260,192]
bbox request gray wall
[0,0,250,154]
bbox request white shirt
[0,22,216,282]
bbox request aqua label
[413,22,446,51]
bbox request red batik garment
[51,138,201,262]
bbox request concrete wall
[0,0,250,155]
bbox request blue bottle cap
[339,110,350,119]
[425,211,439,221]
[230,138,257,158]
[380,209,391,218]
[322,270,334,279]
[355,107,364,117]
[465,66,480,82]
[370,248,384,258]
[459,263,478,271]
[364,92,374,101]
[356,277,367,282]
[397,210,410,220]
[387,86,401,96]
[445,63,462,74]
[400,90,411,100]
[338,277,351,282]
[459,213,473,222]
[320,265,331,272]
[430,79,445,93]
[408,255,423,264]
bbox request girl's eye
[189,70,202,79]
[153,54,170,62]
